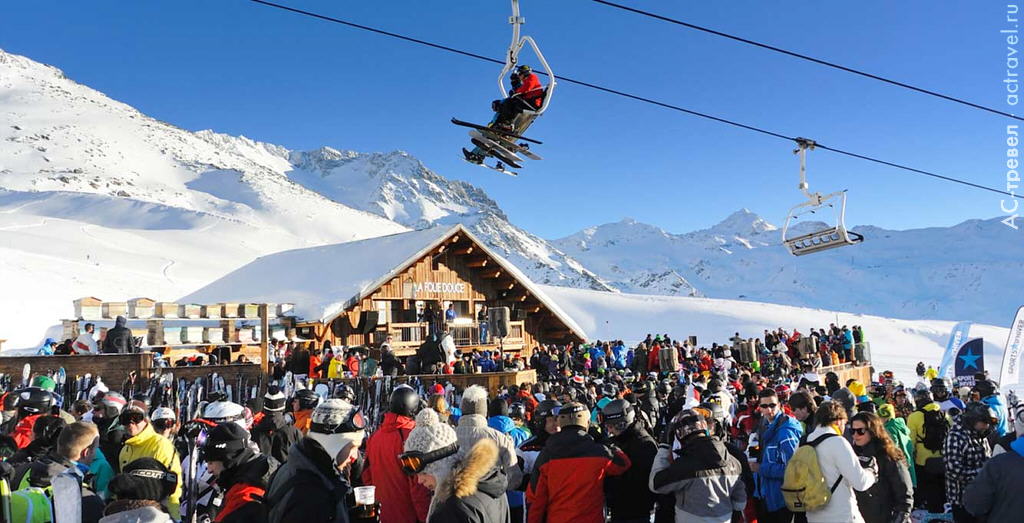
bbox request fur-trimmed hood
[428,438,509,521]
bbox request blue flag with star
[953,337,985,388]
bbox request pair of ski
[452,118,542,176]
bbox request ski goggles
[399,442,459,475]
[310,406,367,435]
[551,403,586,417]
[118,408,147,427]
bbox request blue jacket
[843,330,854,349]
[612,344,628,369]
[754,413,803,512]
[982,394,1009,437]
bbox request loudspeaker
[688,335,698,347]
[488,307,510,338]
[331,316,353,337]
[356,311,379,335]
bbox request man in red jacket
[527,402,631,523]
[494,64,545,130]
[362,386,432,523]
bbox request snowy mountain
[283,146,613,291]
[0,48,606,348]
[552,209,1024,325]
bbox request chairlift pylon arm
[793,137,819,202]
[497,0,556,115]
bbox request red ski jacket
[11,415,40,449]
[362,412,432,523]
[514,73,544,108]
[527,427,631,523]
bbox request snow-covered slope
[553,209,1024,325]
[284,147,613,291]
[0,48,606,349]
[541,285,1011,384]
[0,48,411,348]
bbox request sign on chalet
[182,225,587,357]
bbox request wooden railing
[384,321,525,353]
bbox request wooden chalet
[182,224,587,357]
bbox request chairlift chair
[781,138,864,256]
[496,0,557,137]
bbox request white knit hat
[308,398,365,462]
[460,385,489,416]
[403,409,458,480]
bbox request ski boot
[462,148,485,164]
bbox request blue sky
[1,1,1015,239]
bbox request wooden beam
[480,269,502,279]
[435,244,446,254]
[525,305,542,314]
[495,280,516,290]
[449,235,461,243]
[466,258,488,268]
[452,245,474,255]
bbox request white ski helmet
[202,401,246,429]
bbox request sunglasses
[851,427,868,435]
[310,406,367,435]
[759,403,778,409]
[399,442,459,475]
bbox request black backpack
[918,408,949,452]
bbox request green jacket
[885,416,917,486]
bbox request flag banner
[939,321,973,377]
[953,337,985,388]
[998,306,1024,389]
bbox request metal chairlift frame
[781,138,864,256]
[497,0,556,129]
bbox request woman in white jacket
[805,401,877,523]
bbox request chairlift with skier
[453,0,556,176]
[780,138,864,256]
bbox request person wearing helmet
[962,402,1024,521]
[6,387,56,449]
[943,402,995,521]
[601,399,657,523]
[250,386,302,465]
[517,398,560,479]
[361,385,432,523]
[906,388,947,513]
[202,422,279,523]
[527,402,630,523]
[972,378,1009,437]
[151,407,177,440]
[291,389,320,435]
[649,408,746,522]
[931,377,965,414]
[118,405,183,518]
[491,64,544,131]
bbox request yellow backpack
[781,433,843,512]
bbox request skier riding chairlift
[454,0,555,175]
[780,138,864,256]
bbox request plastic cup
[354,486,375,506]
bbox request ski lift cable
[248,0,1022,200]
[591,0,1023,123]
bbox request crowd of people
[1,323,1021,523]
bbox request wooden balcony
[383,320,525,356]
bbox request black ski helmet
[601,383,618,398]
[600,399,635,432]
[915,362,926,377]
[509,402,526,421]
[973,379,998,398]
[962,401,998,435]
[16,387,54,415]
[530,399,561,433]
[332,384,356,402]
[294,389,320,411]
[516,64,532,75]
[389,386,421,418]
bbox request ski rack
[781,138,864,256]
[498,0,556,116]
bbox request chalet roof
[180,224,587,339]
